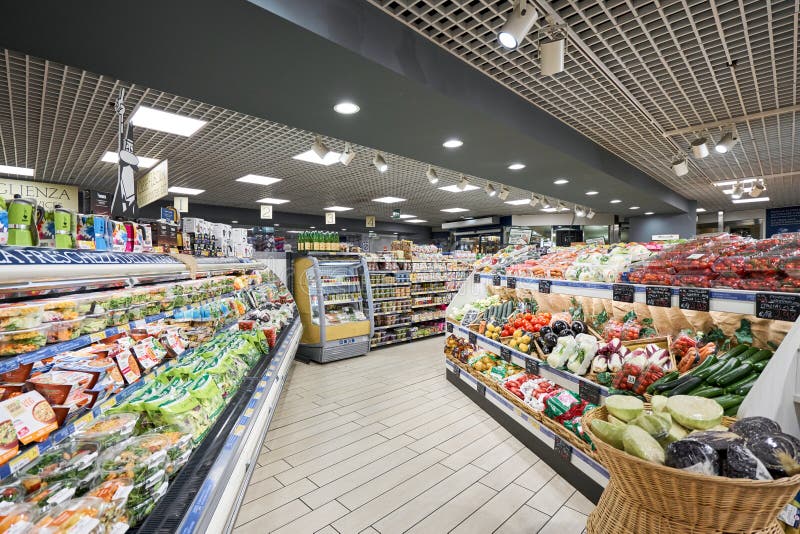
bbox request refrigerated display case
[293,253,374,362]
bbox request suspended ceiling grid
[0,48,566,225]
[366,0,800,211]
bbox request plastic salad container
[19,441,99,489]
[40,300,79,323]
[98,435,169,483]
[142,430,193,475]
[107,308,129,327]
[0,303,43,333]
[160,297,177,312]
[0,483,22,504]
[127,305,146,322]
[24,478,80,510]
[45,318,85,344]
[0,326,48,356]
[105,292,133,311]
[33,496,109,533]
[0,503,37,532]
[73,413,138,448]
[144,300,161,316]
[80,314,107,335]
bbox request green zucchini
[709,394,744,410]
[718,344,751,360]
[731,347,759,362]
[654,373,696,394]
[724,404,742,417]
[744,349,773,365]
[723,373,759,394]
[734,381,756,396]
[705,358,739,385]
[666,376,704,397]
[689,355,718,378]
[753,360,768,372]
[690,386,725,398]
[715,362,754,386]
[692,358,727,381]
[647,371,679,394]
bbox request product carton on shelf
[182,217,204,235]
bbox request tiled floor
[233,337,593,534]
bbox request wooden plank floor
[233,337,593,533]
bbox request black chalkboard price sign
[579,380,601,405]
[446,322,453,333]
[473,272,481,284]
[612,283,635,303]
[525,357,539,376]
[507,276,517,289]
[539,280,552,294]
[477,382,486,396]
[679,288,710,312]
[492,274,501,287]
[554,435,572,462]
[755,293,800,323]
[468,331,477,345]
[646,286,673,308]
[500,346,511,362]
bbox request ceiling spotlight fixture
[715,127,740,154]
[498,186,510,201]
[443,139,463,148]
[540,197,552,209]
[586,209,596,219]
[311,136,330,159]
[528,194,539,208]
[498,0,538,50]
[672,156,689,177]
[373,152,388,173]
[731,182,744,199]
[508,163,526,170]
[333,101,359,115]
[749,179,766,197]
[339,142,356,166]
[691,136,710,159]
[484,183,497,197]
[457,174,470,191]
[426,165,439,184]
[575,205,587,217]
[556,201,569,211]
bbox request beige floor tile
[259,421,363,465]
[234,498,310,532]
[332,463,453,533]
[271,500,350,534]
[276,434,387,486]
[405,480,497,534]
[236,479,317,525]
[494,504,551,534]
[515,460,557,493]
[264,411,361,450]
[313,526,339,534]
[528,475,576,516]
[282,422,387,467]
[407,412,491,453]
[372,464,486,534]
[308,435,414,487]
[439,427,510,470]
[480,448,541,491]
[564,490,596,515]
[268,409,342,435]
[243,476,283,504]
[435,416,501,454]
[469,436,525,472]
[538,504,589,534]
[251,459,293,484]
[450,483,533,534]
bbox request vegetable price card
[755,293,800,323]
[473,273,481,284]
[468,331,477,345]
[506,276,517,289]
[476,382,486,396]
[679,288,710,312]
[612,283,635,303]
[492,274,501,287]
[579,380,601,405]
[538,280,551,294]
[446,322,453,333]
[500,346,511,362]
[645,286,672,308]
[525,357,539,376]
[554,435,572,462]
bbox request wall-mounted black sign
[679,288,710,312]
[579,380,601,405]
[755,293,800,322]
[473,272,481,284]
[477,382,486,396]
[507,276,517,289]
[468,331,477,345]
[492,274,501,287]
[525,357,539,375]
[539,280,551,294]
[554,435,572,462]
[446,322,453,333]
[646,286,673,308]
[612,283,635,303]
[500,346,511,362]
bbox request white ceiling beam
[662,105,800,138]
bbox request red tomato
[524,313,533,321]
[523,321,534,331]
[514,319,523,328]
[533,324,542,332]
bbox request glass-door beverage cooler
[293,253,374,362]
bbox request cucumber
[692,358,727,381]
[718,345,750,360]
[730,347,759,362]
[744,349,773,365]
[690,386,725,398]
[724,405,742,417]
[723,373,759,394]
[734,381,756,396]
[653,373,696,394]
[666,376,704,397]
[705,358,739,385]
[715,362,754,386]
[647,371,679,394]
[689,355,718,378]
[753,360,768,372]
[711,394,744,410]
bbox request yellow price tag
[233,424,246,436]
[89,332,107,343]
[244,408,254,418]
[118,325,130,333]
[530,420,540,431]
[10,448,39,473]
[101,399,116,411]
[254,392,262,399]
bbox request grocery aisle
[232,337,594,534]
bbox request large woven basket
[539,413,595,457]
[583,405,800,532]
[587,481,786,534]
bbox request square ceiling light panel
[293,149,341,166]
[398,214,417,219]
[504,199,531,205]
[102,151,159,169]
[167,186,205,195]
[438,184,480,193]
[324,206,353,211]
[373,197,406,203]
[257,197,291,204]
[130,106,206,136]
[441,208,469,213]
[0,164,34,176]
[236,174,283,186]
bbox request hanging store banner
[508,227,532,245]
[766,206,800,237]
[135,160,169,208]
[366,216,376,228]
[0,178,78,212]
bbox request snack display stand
[0,245,302,533]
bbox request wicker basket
[586,481,786,534]
[582,405,800,532]
[493,381,544,422]
[539,413,595,458]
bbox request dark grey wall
[629,203,697,241]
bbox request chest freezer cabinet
[293,254,374,362]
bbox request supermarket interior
[0,1,799,533]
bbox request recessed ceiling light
[644,212,654,215]
[101,151,159,169]
[398,214,416,219]
[0,164,34,176]
[373,196,406,203]
[507,163,525,170]
[130,106,206,137]
[407,219,428,223]
[443,139,463,148]
[325,206,353,211]
[341,228,347,231]
[610,199,622,204]
[586,191,599,195]
[732,196,770,204]
[256,197,290,204]
[504,199,530,205]
[274,223,280,226]
[540,207,558,213]
[293,149,341,166]
[696,208,707,213]
[438,184,480,193]
[236,174,283,186]
[629,206,640,210]
[553,179,569,185]
[441,208,469,213]
[231,220,238,224]
[333,101,360,114]
[168,186,204,195]
[310,226,316,229]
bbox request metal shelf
[374,322,412,330]
[373,295,410,302]
[370,282,411,287]
[370,330,444,348]
[411,289,458,296]
[373,310,411,316]
[411,302,449,308]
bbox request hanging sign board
[173,196,188,213]
[135,160,169,208]
[0,178,78,212]
[366,216,376,228]
[508,227,532,245]
[586,237,606,245]
[325,212,336,225]
[260,205,273,219]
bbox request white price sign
[173,196,188,213]
[260,205,273,219]
[326,212,336,225]
[366,215,376,228]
